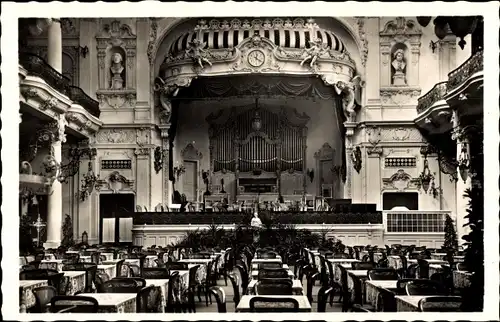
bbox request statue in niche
[110,52,125,89]
[185,39,212,69]
[391,49,407,86]
[300,38,329,68]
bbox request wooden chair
[100,279,143,293]
[32,286,57,313]
[351,262,375,270]
[258,268,289,280]
[141,267,170,279]
[255,279,293,295]
[209,286,227,313]
[137,285,162,312]
[50,295,99,313]
[228,273,241,306]
[63,263,98,293]
[249,296,300,312]
[20,269,65,295]
[316,286,335,312]
[418,295,462,312]
[165,271,181,313]
[368,268,399,281]
[405,279,447,296]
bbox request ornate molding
[181,142,203,161]
[380,17,423,39]
[147,18,158,64]
[355,17,368,67]
[382,169,420,191]
[98,171,134,193]
[367,146,383,156]
[65,110,100,135]
[96,90,136,109]
[96,129,136,144]
[134,148,151,156]
[136,128,150,146]
[314,143,335,160]
[379,87,421,107]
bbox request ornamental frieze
[379,87,421,107]
[96,129,136,144]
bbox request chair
[63,263,98,293]
[209,286,227,313]
[234,264,249,295]
[164,262,189,271]
[368,268,399,280]
[141,267,170,279]
[32,286,57,313]
[94,271,111,293]
[258,262,282,270]
[228,273,241,306]
[405,279,448,296]
[333,253,350,259]
[259,252,278,259]
[100,279,143,293]
[405,263,418,278]
[128,264,142,277]
[350,274,376,312]
[351,262,375,270]
[416,259,430,279]
[316,286,335,312]
[137,285,162,312]
[165,271,181,313]
[255,279,293,295]
[115,259,126,277]
[185,265,200,312]
[418,296,463,312]
[249,296,300,312]
[258,268,289,280]
[199,261,218,306]
[50,295,99,313]
[20,269,65,294]
[306,271,320,303]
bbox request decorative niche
[314,143,335,198]
[95,20,137,110]
[379,17,422,107]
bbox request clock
[247,50,265,67]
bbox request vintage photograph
[6,4,496,318]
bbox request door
[99,194,135,244]
[183,160,197,202]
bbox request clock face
[247,50,265,67]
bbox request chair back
[32,285,57,313]
[95,271,111,293]
[164,262,189,271]
[50,295,99,313]
[416,259,430,278]
[258,262,281,270]
[234,264,249,294]
[368,268,399,280]
[141,267,170,279]
[316,286,334,312]
[418,296,462,312]
[260,252,278,259]
[188,265,199,288]
[209,286,227,313]
[101,279,142,293]
[333,252,350,259]
[249,296,299,312]
[166,271,180,313]
[228,273,241,306]
[351,262,374,270]
[405,279,447,296]
[255,279,293,295]
[258,268,289,280]
[137,285,162,312]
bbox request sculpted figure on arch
[300,38,329,68]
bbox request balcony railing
[19,52,70,95]
[447,50,483,93]
[131,211,383,225]
[68,86,101,118]
[19,52,100,118]
[383,210,450,233]
[416,81,448,114]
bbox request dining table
[97,264,117,279]
[19,280,48,312]
[236,295,311,312]
[75,293,137,313]
[394,295,462,312]
[60,271,86,295]
[364,280,400,311]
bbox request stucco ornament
[185,39,212,69]
[300,38,329,68]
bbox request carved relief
[366,126,382,145]
[99,171,134,193]
[355,17,369,67]
[382,169,420,191]
[134,148,150,156]
[181,142,203,161]
[379,87,421,107]
[96,129,136,143]
[136,128,150,146]
[392,128,411,141]
[147,18,158,64]
[96,91,136,109]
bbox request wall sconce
[154,146,165,174]
[307,168,315,183]
[79,162,100,202]
[458,141,470,182]
[351,146,362,173]
[77,46,89,58]
[419,155,435,193]
[173,162,186,184]
[429,40,440,53]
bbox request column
[438,35,457,82]
[47,18,62,73]
[44,140,63,249]
[343,124,356,199]
[159,127,171,206]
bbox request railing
[383,210,450,233]
[447,50,483,93]
[19,52,101,118]
[416,81,448,114]
[19,52,71,95]
[132,211,383,225]
[68,86,101,118]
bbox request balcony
[382,210,450,233]
[446,50,483,95]
[416,81,448,115]
[19,52,100,118]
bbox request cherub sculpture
[335,76,364,121]
[185,39,212,69]
[300,38,329,68]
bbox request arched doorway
[153,17,364,206]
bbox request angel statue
[335,76,364,122]
[185,39,212,69]
[300,38,329,68]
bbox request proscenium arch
[151,17,365,79]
